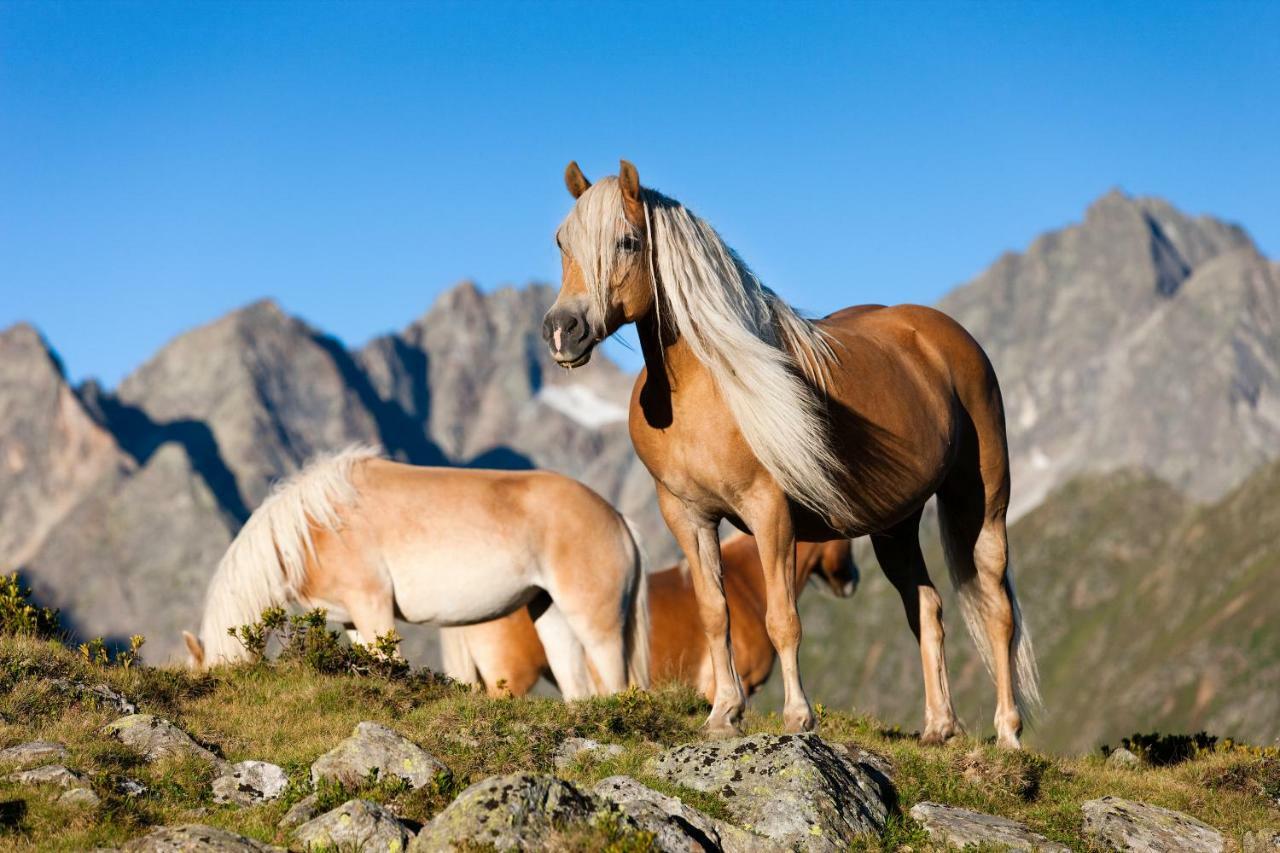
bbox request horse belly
[386,544,538,627]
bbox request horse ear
[618,159,644,227]
[564,161,591,199]
[182,630,204,668]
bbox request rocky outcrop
[411,773,620,851]
[311,721,449,790]
[910,802,1069,852]
[0,740,68,770]
[1244,831,1280,852]
[593,775,777,853]
[103,714,225,767]
[644,733,892,851]
[1081,796,1226,852]
[552,737,624,770]
[211,760,289,805]
[121,824,283,852]
[6,763,86,788]
[293,798,413,851]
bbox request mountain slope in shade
[939,191,1279,516]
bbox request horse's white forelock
[197,444,380,664]
[559,177,856,528]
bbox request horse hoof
[701,719,743,739]
[919,725,959,746]
[784,712,817,734]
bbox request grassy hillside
[2,636,1278,850]
[763,461,1280,755]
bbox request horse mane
[559,177,856,528]
[197,444,380,663]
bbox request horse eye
[617,234,641,253]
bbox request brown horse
[182,446,648,697]
[542,161,1040,747]
[441,534,857,698]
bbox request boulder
[311,721,448,789]
[211,760,289,805]
[1106,747,1142,769]
[1082,797,1226,852]
[51,678,138,715]
[278,793,321,829]
[103,714,224,767]
[411,773,621,851]
[593,774,779,853]
[58,787,101,808]
[7,764,86,789]
[293,798,413,851]
[0,740,68,770]
[910,802,1069,852]
[552,737,625,770]
[121,823,283,852]
[644,733,892,851]
[1244,831,1280,852]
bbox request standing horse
[442,534,857,698]
[542,161,1040,747]
[182,446,648,697]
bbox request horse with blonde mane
[442,533,857,698]
[183,446,648,697]
[542,161,1040,747]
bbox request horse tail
[194,444,379,666]
[439,628,481,686]
[621,516,651,690]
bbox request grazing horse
[542,161,1040,747]
[182,446,648,697]
[441,534,858,698]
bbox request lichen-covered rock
[211,760,288,805]
[552,737,625,770]
[593,775,779,853]
[0,740,68,770]
[7,763,86,789]
[58,786,101,808]
[1082,797,1226,852]
[411,773,624,851]
[278,793,321,829]
[311,721,448,789]
[644,733,892,851]
[293,798,412,851]
[103,714,224,767]
[51,678,138,715]
[121,823,283,851]
[1106,747,1142,769]
[910,802,1069,852]
[1244,830,1280,852]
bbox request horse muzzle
[542,305,596,368]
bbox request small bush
[79,633,146,669]
[229,607,416,680]
[0,573,62,639]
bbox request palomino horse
[441,534,857,698]
[542,161,1040,747]
[182,446,648,696]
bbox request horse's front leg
[746,490,814,733]
[657,486,745,737]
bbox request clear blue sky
[3,1,1277,386]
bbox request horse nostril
[563,315,579,335]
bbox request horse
[441,534,857,699]
[181,446,649,697]
[541,160,1040,748]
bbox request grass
[0,636,1277,851]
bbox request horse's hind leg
[871,508,962,745]
[533,604,594,699]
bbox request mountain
[940,191,1280,517]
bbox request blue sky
[2,1,1277,386]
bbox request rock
[7,763,87,789]
[0,740,68,770]
[58,787,101,808]
[593,775,778,853]
[278,793,322,830]
[293,798,412,851]
[644,733,892,851]
[103,714,225,767]
[121,823,283,851]
[311,721,448,790]
[51,678,139,715]
[118,777,148,797]
[553,737,625,770]
[1082,796,1226,852]
[910,802,1069,852]
[411,773,621,851]
[1106,747,1142,769]
[1244,830,1280,852]
[211,760,289,805]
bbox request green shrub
[0,572,62,638]
[229,607,418,681]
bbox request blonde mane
[196,444,380,663]
[559,177,856,528]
